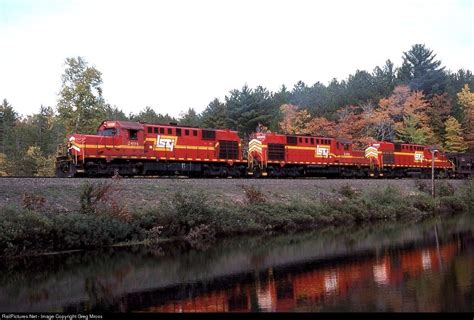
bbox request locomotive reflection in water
[142,241,462,312]
[55,120,474,178]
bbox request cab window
[99,128,117,136]
[129,129,138,140]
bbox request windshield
[98,128,117,136]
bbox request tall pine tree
[398,44,447,96]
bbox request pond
[0,214,473,312]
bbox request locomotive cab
[97,120,145,150]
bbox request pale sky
[0,0,473,118]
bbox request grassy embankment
[0,179,473,257]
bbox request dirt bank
[0,177,467,211]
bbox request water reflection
[0,215,473,312]
[143,240,466,312]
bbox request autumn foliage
[279,84,470,151]
[457,84,474,151]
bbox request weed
[184,224,216,249]
[146,225,164,245]
[241,185,266,204]
[79,181,131,220]
[21,193,47,212]
[339,184,358,199]
[414,179,430,193]
[436,181,455,197]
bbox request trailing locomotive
[56,120,473,178]
[247,132,454,178]
[56,120,247,177]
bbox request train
[55,120,474,178]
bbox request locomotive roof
[101,120,236,132]
[277,132,352,144]
[100,120,145,130]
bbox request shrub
[415,179,430,193]
[21,193,47,211]
[0,206,54,256]
[80,181,114,214]
[213,206,261,235]
[411,193,436,213]
[460,179,474,211]
[249,203,315,232]
[339,184,358,199]
[184,224,216,249]
[241,185,266,204]
[358,186,413,221]
[159,191,217,237]
[146,225,164,245]
[52,213,137,249]
[79,181,131,220]
[437,196,467,215]
[436,181,455,197]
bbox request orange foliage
[279,104,311,134]
[278,85,438,147]
[427,93,452,142]
[304,117,337,137]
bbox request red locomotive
[56,120,458,178]
[248,132,453,178]
[56,120,246,177]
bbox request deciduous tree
[279,104,310,134]
[57,57,107,134]
[426,93,452,142]
[443,116,468,152]
[457,84,474,150]
[395,114,433,144]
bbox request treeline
[0,44,473,176]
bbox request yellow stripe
[72,143,143,150]
[394,152,415,156]
[330,153,365,159]
[73,141,216,151]
[174,145,215,150]
[287,146,319,151]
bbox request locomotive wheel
[86,165,99,177]
[253,167,262,178]
[56,162,76,178]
